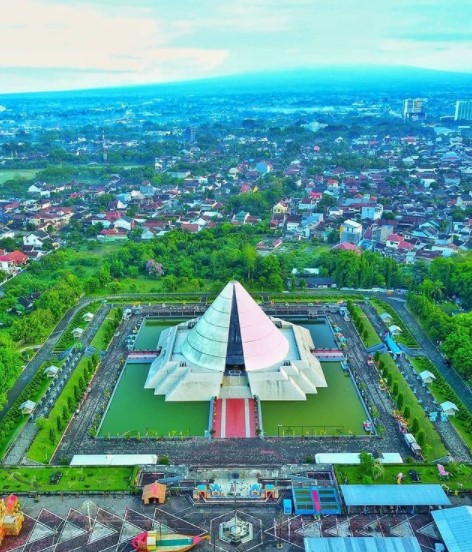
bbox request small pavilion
[142,481,166,505]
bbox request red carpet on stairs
[225,399,246,438]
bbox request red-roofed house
[386,234,404,249]
[5,251,28,265]
[0,250,28,274]
[333,242,361,255]
[98,229,128,241]
[180,223,200,233]
[399,240,415,251]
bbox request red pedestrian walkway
[225,399,246,438]
[213,398,257,438]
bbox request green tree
[416,430,425,448]
[403,405,411,419]
[56,417,64,432]
[359,451,375,477]
[397,393,404,410]
[49,428,56,445]
[35,417,47,430]
[411,418,420,434]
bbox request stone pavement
[1,492,446,552]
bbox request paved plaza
[1,492,450,552]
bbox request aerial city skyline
[1,1,472,551]
[1,0,472,93]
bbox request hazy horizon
[2,0,472,94]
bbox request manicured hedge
[53,302,100,352]
[347,301,381,348]
[410,356,472,452]
[377,353,447,460]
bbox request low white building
[419,370,436,385]
[71,454,158,466]
[441,401,459,416]
[72,327,84,339]
[19,400,36,415]
[44,365,59,378]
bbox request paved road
[381,296,472,412]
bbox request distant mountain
[173,66,472,94]
[2,65,472,99]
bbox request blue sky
[1,0,471,93]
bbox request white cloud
[0,0,227,86]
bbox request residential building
[361,203,383,220]
[340,219,362,245]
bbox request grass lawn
[0,168,40,185]
[351,304,382,348]
[261,362,368,436]
[90,307,119,350]
[380,353,447,460]
[437,301,461,316]
[27,356,92,463]
[410,357,472,454]
[0,466,134,493]
[335,463,472,491]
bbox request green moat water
[98,363,209,437]
[261,362,367,436]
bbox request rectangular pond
[132,319,183,350]
[261,362,368,436]
[300,319,338,349]
[98,363,209,437]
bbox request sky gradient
[1,0,472,93]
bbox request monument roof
[181,281,289,371]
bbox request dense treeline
[83,225,286,293]
[316,249,403,289]
[0,334,23,409]
[408,294,472,379]
[403,254,472,379]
